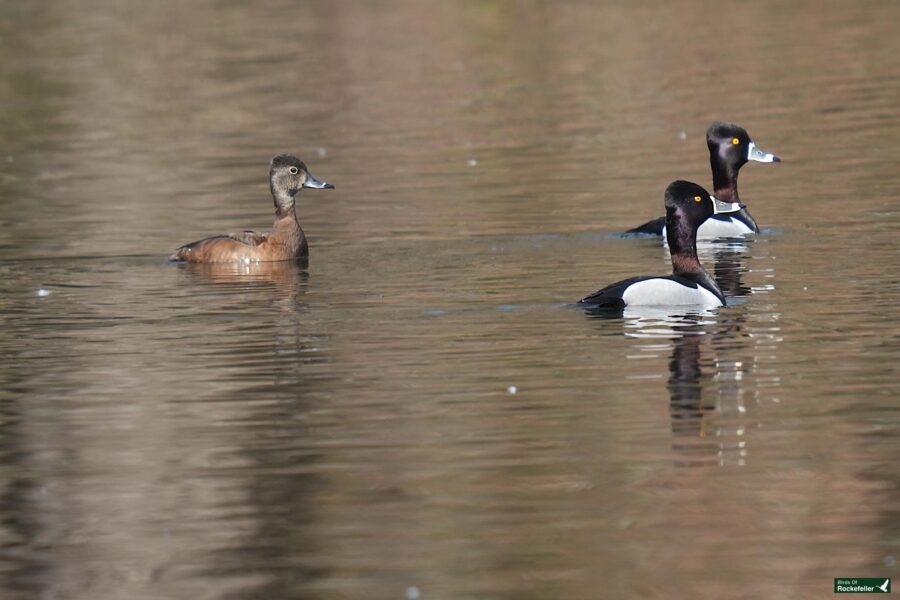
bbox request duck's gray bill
[304,173,335,189]
[747,141,780,163]
[711,195,745,215]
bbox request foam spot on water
[36,288,51,297]
[507,385,517,394]
[405,586,420,599]
[467,159,478,167]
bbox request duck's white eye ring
[289,166,299,174]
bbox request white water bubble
[36,288,51,297]
[405,586,420,599]
[507,385,517,394]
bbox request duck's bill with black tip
[304,172,334,189]
[747,142,780,163]
[711,196,744,214]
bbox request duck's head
[707,121,780,168]
[269,154,334,205]
[665,180,744,228]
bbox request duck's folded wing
[577,275,654,307]
[169,230,267,261]
[227,230,268,246]
[623,216,665,237]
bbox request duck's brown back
[170,235,260,263]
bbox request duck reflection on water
[173,258,312,321]
[174,258,309,292]
[583,243,765,466]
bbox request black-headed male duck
[627,122,779,239]
[580,180,742,308]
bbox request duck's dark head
[665,180,743,246]
[706,122,779,199]
[269,154,334,212]
[707,121,780,166]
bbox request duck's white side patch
[698,217,754,238]
[663,216,754,241]
[621,278,722,307]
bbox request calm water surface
[1,1,899,599]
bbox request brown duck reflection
[174,259,309,292]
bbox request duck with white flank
[626,122,779,239]
[580,180,743,308]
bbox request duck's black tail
[623,216,665,237]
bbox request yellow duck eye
[694,195,702,202]
[731,137,740,145]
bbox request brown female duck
[170,154,333,263]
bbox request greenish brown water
[1,1,899,599]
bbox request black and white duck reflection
[578,181,742,310]
[665,319,715,446]
[667,315,761,467]
[590,310,754,467]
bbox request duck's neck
[271,192,306,257]
[666,210,724,300]
[665,209,698,268]
[665,209,705,267]
[273,207,306,256]
[671,250,703,276]
[710,152,758,232]
[273,202,301,238]
[273,188,299,221]
[275,204,298,222]
[272,190,303,234]
[710,153,741,203]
